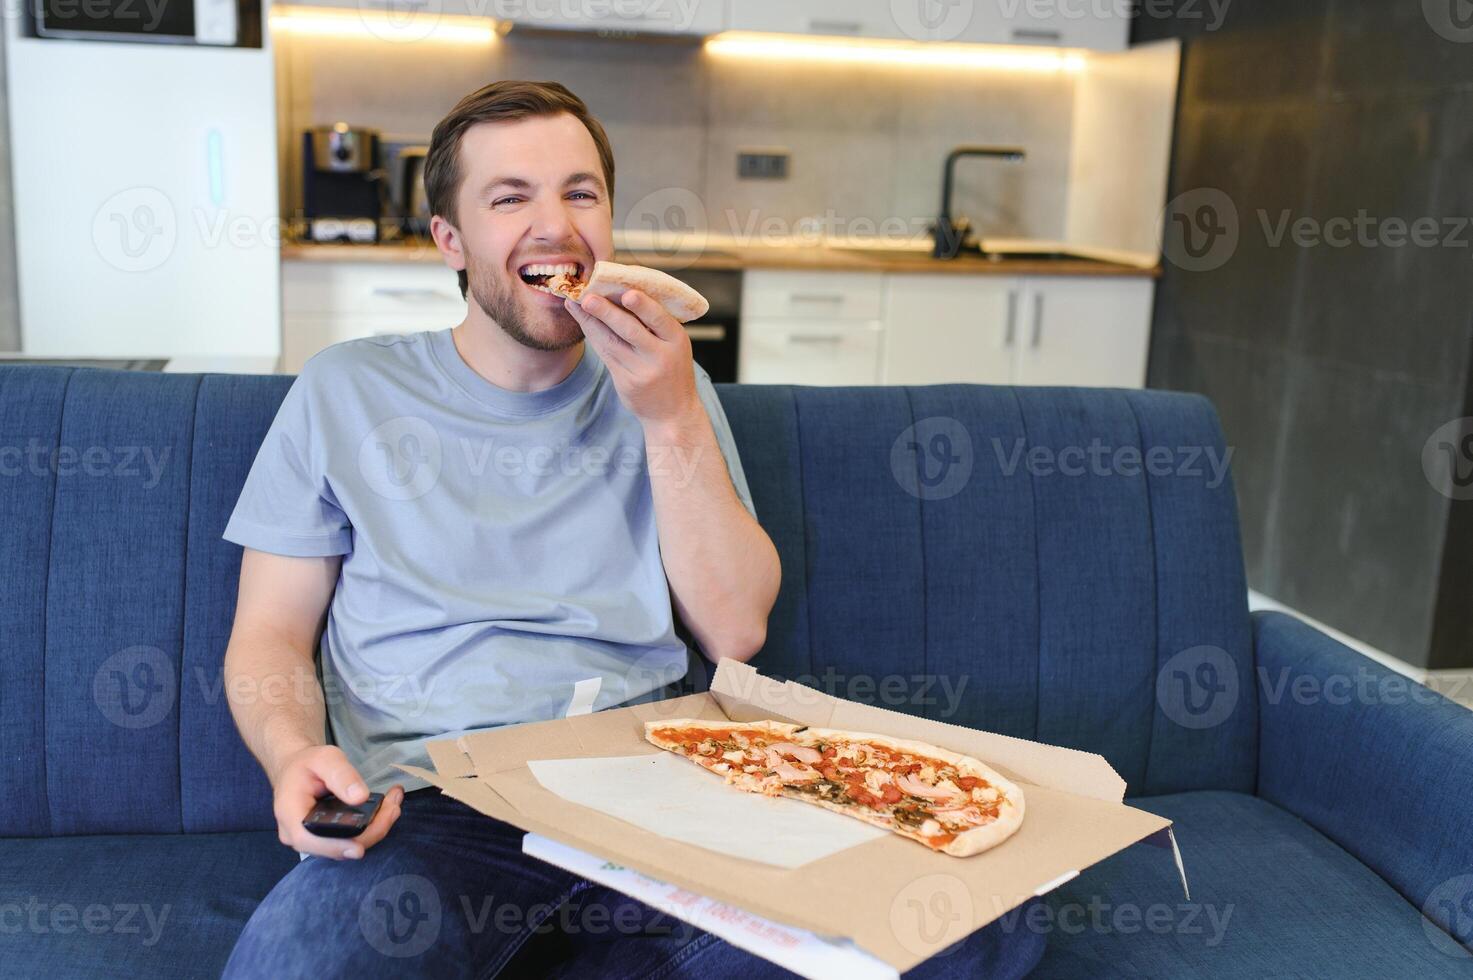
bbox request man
[221,81,783,976]
[220,81,1038,978]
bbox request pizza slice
[644,719,1025,857]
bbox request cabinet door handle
[372,286,454,300]
[787,333,844,344]
[684,324,726,342]
[1029,293,1044,349]
[788,292,846,304]
[808,19,863,34]
[1012,28,1063,43]
[1004,289,1019,347]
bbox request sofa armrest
[1255,610,1473,947]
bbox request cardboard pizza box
[399,659,1186,974]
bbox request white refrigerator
[5,7,280,365]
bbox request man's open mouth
[517,262,586,299]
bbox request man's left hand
[564,289,701,429]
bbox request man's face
[449,113,614,351]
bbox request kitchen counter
[281,235,1161,279]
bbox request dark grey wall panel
[1140,0,1473,670]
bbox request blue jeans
[223,789,1045,979]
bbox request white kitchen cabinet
[281,261,466,373]
[729,0,1128,50]
[498,0,727,36]
[939,2,1130,51]
[739,319,884,385]
[880,274,1016,385]
[729,0,915,40]
[880,272,1153,389]
[740,269,885,384]
[1011,276,1154,387]
[741,269,884,321]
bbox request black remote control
[302,793,384,839]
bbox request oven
[665,268,741,384]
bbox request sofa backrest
[0,367,1255,837]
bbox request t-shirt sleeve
[693,364,757,520]
[223,363,353,558]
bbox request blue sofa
[2,365,1470,978]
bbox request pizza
[644,719,1024,857]
[542,260,711,322]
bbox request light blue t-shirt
[223,329,756,792]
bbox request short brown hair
[425,81,616,299]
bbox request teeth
[520,262,580,276]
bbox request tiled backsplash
[275,28,1079,244]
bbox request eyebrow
[480,172,606,197]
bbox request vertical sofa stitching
[789,387,814,680]
[1123,392,1161,796]
[1008,387,1043,743]
[40,368,75,836]
[176,374,204,833]
[900,386,928,719]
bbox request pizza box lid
[399,659,1184,973]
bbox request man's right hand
[272,745,405,860]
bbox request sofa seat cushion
[1034,791,1469,977]
[0,831,295,979]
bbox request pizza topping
[933,805,986,824]
[762,748,820,783]
[768,742,823,764]
[896,772,963,802]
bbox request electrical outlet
[737,150,789,180]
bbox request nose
[527,193,578,245]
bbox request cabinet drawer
[730,0,913,40]
[499,0,726,35]
[738,318,883,385]
[283,261,466,318]
[741,270,884,321]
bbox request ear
[429,214,466,272]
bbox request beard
[464,246,583,352]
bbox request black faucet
[931,145,1026,259]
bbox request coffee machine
[301,123,385,243]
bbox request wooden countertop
[281,238,1161,279]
